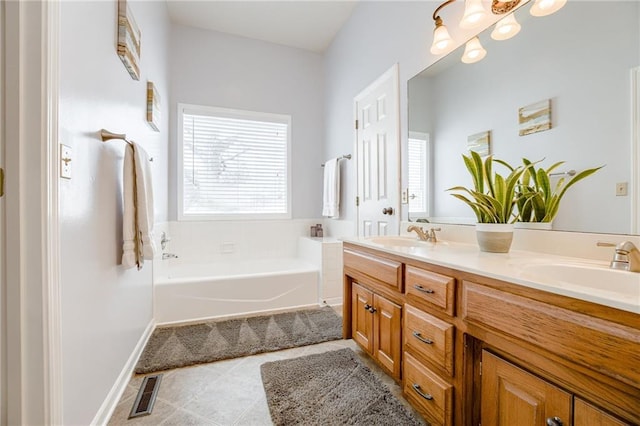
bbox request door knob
[546,417,563,426]
[382,207,394,215]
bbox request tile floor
[108,338,423,425]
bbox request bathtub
[154,258,320,325]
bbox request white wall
[58,1,170,424]
[169,25,325,220]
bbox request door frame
[353,63,401,237]
[3,1,62,424]
[632,67,640,234]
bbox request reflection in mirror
[407,1,640,235]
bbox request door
[481,350,572,426]
[355,64,400,237]
[372,294,402,380]
[351,283,373,353]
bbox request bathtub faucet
[162,253,178,260]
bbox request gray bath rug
[135,306,342,374]
[261,348,424,425]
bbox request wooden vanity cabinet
[343,243,640,426]
[344,247,403,381]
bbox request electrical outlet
[616,182,628,196]
[401,188,409,204]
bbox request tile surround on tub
[164,219,324,264]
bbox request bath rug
[260,348,424,425]
[135,306,342,374]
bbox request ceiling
[166,1,359,53]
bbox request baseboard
[90,319,156,426]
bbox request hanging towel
[122,142,156,270]
[322,158,340,218]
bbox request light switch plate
[401,188,409,204]
[60,144,72,179]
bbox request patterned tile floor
[108,338,422,425]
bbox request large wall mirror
[407,1,640,235]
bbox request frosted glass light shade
[491,13,521,40]
[460,0,489,29]
[461,37,487,64]
[430,23,453,55]
[530,0,567,17]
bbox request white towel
[122,142,156,270]
[322,158,340,218]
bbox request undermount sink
[512,260,640,304]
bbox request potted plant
[447,151,533,253]
[516,158,603,229]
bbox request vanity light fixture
[460,0,489,29]
[530,0,567,17]
[461,37,487,63]
[430,0,566,64]
[490,13,521,40]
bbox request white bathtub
[154,258,320,325]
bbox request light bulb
[430,19,453,55]
[530,0,567,17]
[491,13,521,41]
[460,0,489,29]
[461,37,487,64]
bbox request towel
[122,142,156,270]
[322,158,340,218]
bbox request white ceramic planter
[476,223,514,253]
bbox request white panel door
[355,65,400,237]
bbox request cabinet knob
[368,306,377,313]
[364,304,371,311]
[546,417,563,426]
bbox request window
[407,132,430,218]
[178,104,291,220]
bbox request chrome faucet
[407,225,441,243]
[597,241,640,272]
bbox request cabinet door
[373,294,402,380]
[352,282,374,353]
[574,398,630,426]
[482,350,572,426]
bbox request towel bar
[321,154,351,167]
[100,129,153,162]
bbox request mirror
[407,1,640,234]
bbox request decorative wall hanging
[519,99,552,136]
[146,81,160,131]
[117,0,141,80]
[467,130,491,156]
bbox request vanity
[342,236,639,426]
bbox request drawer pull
[411,383,433,401]
[414,284,435,294]
[412,331,433,345]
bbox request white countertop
[342,236,640,315]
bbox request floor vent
[129,374,163,419]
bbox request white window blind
[178,104,291,220]
[408,134,430,216]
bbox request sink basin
[512,260,640,306]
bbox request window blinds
[408,137,427,214]
[181,107,290,218]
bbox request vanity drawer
[462,281,640,388]
[404,352,453,426]
[404,304,455,377]
[405,265,456,315]
[344,248,402,292]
